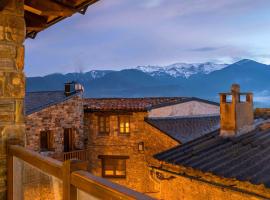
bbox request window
[64,128,75,152]
[98,115,110,135]
[99,155,129,178]
[40,130,54,151]
[118,116,130,134]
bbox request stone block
[0,43,16,59]
[4,72,25,98]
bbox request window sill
[102,175,126,179]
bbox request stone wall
[26,95,85,153]
[0,0,25,198]
[84,112,179,195]
[148,101,219,118]
[157,173,264,200]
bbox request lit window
[98,116,110,135]
[118,116,130,134]
[99,155,129,178]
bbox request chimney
[64,81,84,97]
[219,84,254,137]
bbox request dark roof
[25,91,79,115]
[154,128,270,188]
[146,115,220,143]
[84,97,219,112]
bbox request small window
[40,130,54,151]
[99,155,129,178]
[98,115,110,135]
[118,116,130,134]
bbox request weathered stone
[15,45,24,71]
[0,100,14,112]
[0,15,25,43]
[0,58,15,70]
[15,99,24,123]
[4,72,25,98]
[0,44,16,59]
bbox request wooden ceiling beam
[25,11,47,32]
[0,0,8,11]
[24,0,75,17]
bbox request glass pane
[115,170,125,176]
[13,157,63,200]
[77,189,100,200]
[105,170,114,175]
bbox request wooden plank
[24,0,75,17]
[71,171,156,200]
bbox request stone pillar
[0,0,25,198]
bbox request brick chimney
[219,84,254,137]
[65,81,84,97]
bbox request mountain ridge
[26,59,270,107]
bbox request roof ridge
[26,90,64,94]
[147,114,220,120]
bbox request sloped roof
[84,97,219,112]
[25,91,79,115]
[154,128,270,188]
[146,115,220,143]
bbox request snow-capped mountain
[136,62,228,78]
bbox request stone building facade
[25,84,86,155]
[84,97,220,196]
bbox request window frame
[40,130,54,152]
[98,155,129,178]
[97,115,110,136]
[118,115,131,135]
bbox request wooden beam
[24,0,75,17]
[0,0,8,11]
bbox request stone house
[25,82,86,157]
[84,97,220,196]
[153,84,270,200]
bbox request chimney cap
[231,84,240,93]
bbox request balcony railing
[63,149,88,161]
[7,145,156,200]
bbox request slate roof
[146,115,220,143]
[154,127,270,188]
[25,91,79,115]
[84,97,219,112]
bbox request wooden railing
[8,145,156,200]
[63,149,88,161]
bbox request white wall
[148,101,220,118]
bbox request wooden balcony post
[0,0,25,198]
[63,160,88,200]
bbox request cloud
[191,47,223,52]
[142,0,164,8]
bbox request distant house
[25,82,86,158]
[84,97,220,196]
[152,85,270,200]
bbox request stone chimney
[65,81,84,97]
[219,84,254,137]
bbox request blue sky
[25,0,270,76]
